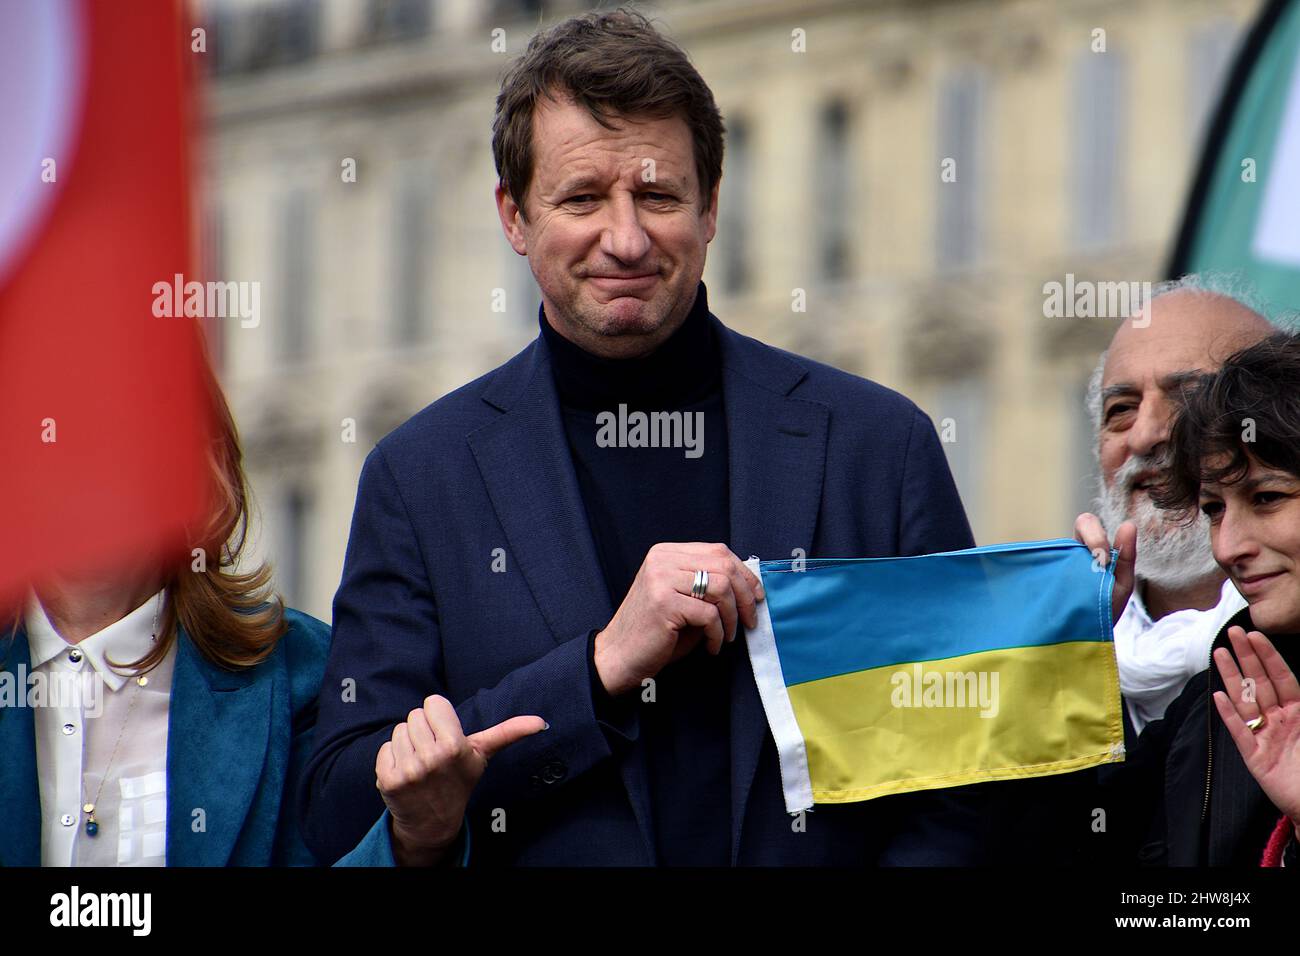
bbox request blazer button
[540,760,567,785]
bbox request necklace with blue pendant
[79,593,160,839]
[81,672,150,838]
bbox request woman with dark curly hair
[1124,331,1300,867]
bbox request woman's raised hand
[1212,626,1300,839]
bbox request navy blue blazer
[301,309,985,865]
[0,608,394,866]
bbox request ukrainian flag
[744,539,1124,814]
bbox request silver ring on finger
[691,569,709,600]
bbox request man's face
[1095,293,1266,589]
[496,93,719,359]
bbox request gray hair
[1083,272,1274,436]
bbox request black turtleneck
[540,281,732,866]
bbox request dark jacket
[301,302,990,866]
[1122,608,1299,866]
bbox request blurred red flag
[0,0,213,606]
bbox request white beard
[1095,455,1221,591]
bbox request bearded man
[1079,277,1272,738]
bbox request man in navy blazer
[301,9,986,866]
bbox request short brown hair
[492,7,725,221]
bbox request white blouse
[26,590,176,866]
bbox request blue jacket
[302,310,986,865]
[0,607,394,866]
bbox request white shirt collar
[24,590,165,692]
[1124,582,1154,630]
[1122,576,1245,634]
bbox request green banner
[1170,0,1300,321]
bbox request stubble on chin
[571,287,685,348]
[585,298,661,337]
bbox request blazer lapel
[0,629,43,866]
[467,340,616,647]
[467,338,655,861]
[166,631,272,866]
[716,318,829,863]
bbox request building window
[277,189,314,362]
[490,0,543,22]
[817,99,853,282]
[1069,372,1101,526]
[934,378,986,539]
[1187,19,1240,147]
[215,0,321,75]
[278,485,312,610]
[936,66,988,269]
[361,0,431,43]
[393,172,429,346]
[1071,49,1127,250]
[719,116,751,294]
